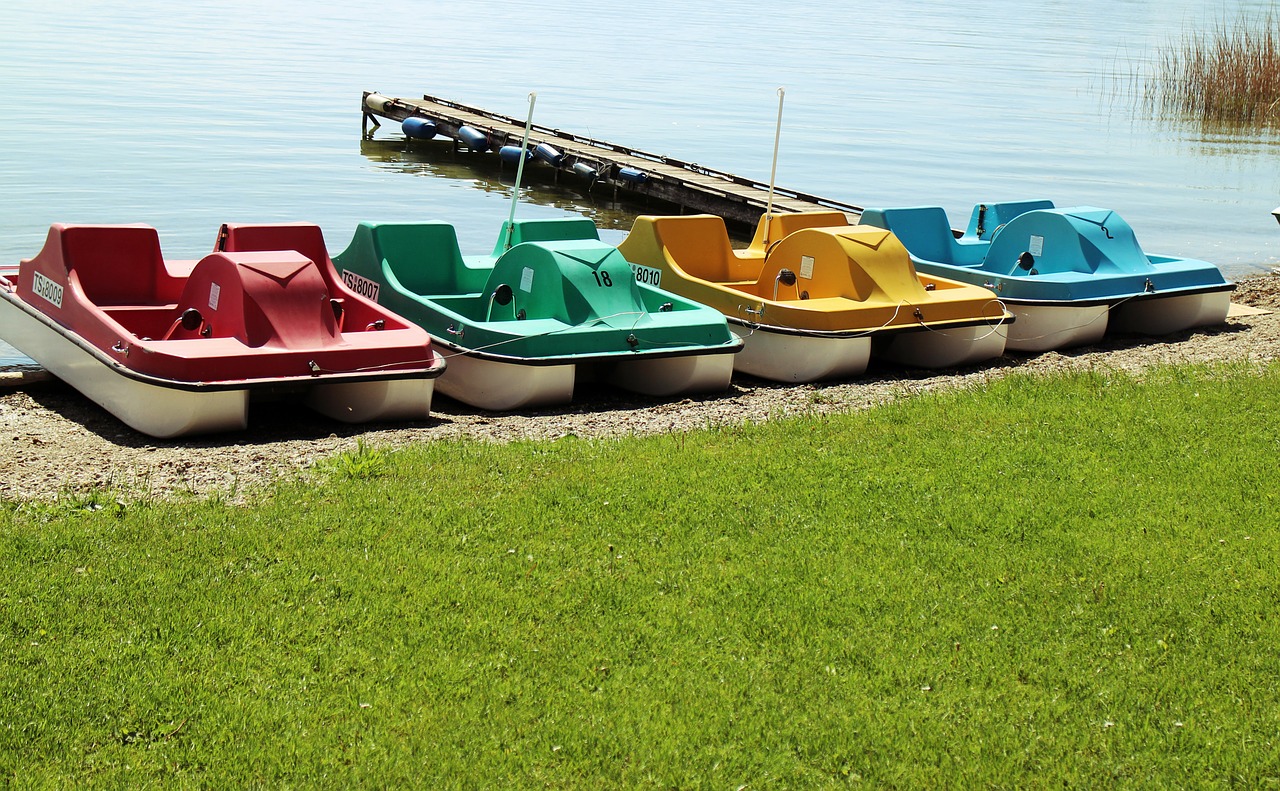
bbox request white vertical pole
[505,91,538,252]
[764,86,785,246]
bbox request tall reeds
[1148,15,1280,128]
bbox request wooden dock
[361,91,863,230]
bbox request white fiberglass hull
[1108,290,1233,336]
[305,373,436,424]
[1003,303,1110,353]
[732,324,872,383]
[436,347,735,411]
[875,323,1008,369]
[436,352,577,411]
[0,294,248,437]
[609,352,735,396]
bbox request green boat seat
[370,223,489,297]
[491,217,600,257]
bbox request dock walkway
[361,91,862,229]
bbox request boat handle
[111,341,130,357]
[772,268,798,302]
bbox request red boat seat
[56,224,181,307]
[215,223,333,277]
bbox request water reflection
[359,138,662,234]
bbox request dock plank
[362,91,863,229]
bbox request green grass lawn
[3,362,1278,788]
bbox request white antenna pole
[505,91,538,251]
[763,86,785,246]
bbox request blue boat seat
[963,200,1056,241]
[859,207,985,267]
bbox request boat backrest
[50,224,180,307]
[746,211,850,254]
[858,207,960,265]
[491,218,600,256]
[964,200,1056,240]
[362,222,488,296]
[216,223,333,280]
[624,215,758,283]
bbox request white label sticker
[31,271,64,308]
[208,282,221,311]
[630,263,662,288]
[341,269,381,302]
[799,255,815,280]
[520,266,535,293]
[1029,235,1044,257]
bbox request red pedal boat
[0,222,445,437]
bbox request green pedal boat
[331,218,742,410]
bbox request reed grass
[1147,15,1280,128]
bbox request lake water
[3,0,1279,368]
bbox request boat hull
[1108,290,1233,336]
[1004,302,1110,353]
[732,323,872,383]
[436,352,577,411]
[305,374,436,423]
[875,322,1008,369]
[0,288,439,437]
[0,292,248,437]
[608,350,736,396]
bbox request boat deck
[361,91,864,230]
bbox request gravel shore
[3,274,1277,501]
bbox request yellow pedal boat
[616,211,1013,382]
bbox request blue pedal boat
[860,200,1235,352]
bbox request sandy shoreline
[2,274,1278,501]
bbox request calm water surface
[3,0,1279,367]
